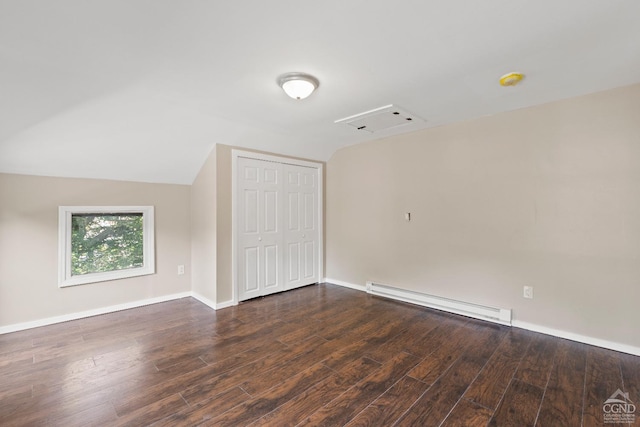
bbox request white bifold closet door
[283,163,319,291]
[237,157,283,301]
[237,157,319,302]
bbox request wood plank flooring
[1,283,638,426]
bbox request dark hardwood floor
[1,283,638,426]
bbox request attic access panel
[334,104,424,133]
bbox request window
[58,206,155,287]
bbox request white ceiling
[1,1,639,184]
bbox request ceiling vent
[334,104,424,133]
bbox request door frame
[231,149,324,305]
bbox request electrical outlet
[178,265,185,275]
[523,286,534,299]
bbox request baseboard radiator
[366,282,512,326]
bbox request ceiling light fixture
[499,72,525,87]
[277,72,319,100]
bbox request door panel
[288,242,300,282]
[264,167,278,184]
[304,241,315,279]
[288,169,299,186]
[264,190,278,233]
[283,164,319,290]
[243,189,258,233]
[237,157,284,301]
[244,246,259,294]
[288,192,299,231]
[303,193,314,230]
[264,244,279,291]
[244,166,258,182]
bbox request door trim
[231,149,324,305]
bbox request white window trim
[58,206,155,287]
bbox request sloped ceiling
[1,1,639,184]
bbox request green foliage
[71,213,144,276]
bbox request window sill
[59,266,155,288]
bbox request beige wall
[215,144,234,303]
[326,83,640,349]
[191,148,217,302]
[0,173,191,327]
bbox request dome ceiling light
[277,72,319,100]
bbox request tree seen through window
[71,213,144,276]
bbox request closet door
[237,157,284,301]
[283,164,319,290]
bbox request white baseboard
[214,300,236,310]
[0,292,192,335]
[324,277,640,357]
[323,278,367,292]
[512,321,640,357]
[191,292,236,310]
[0,291,242,335]
[190,292,217,310]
